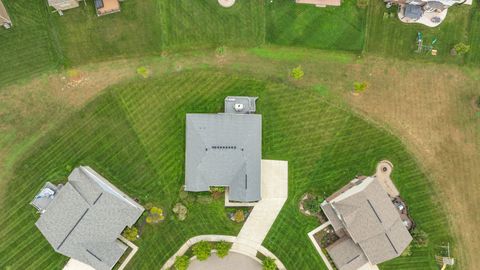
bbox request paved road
[189,252,262,270]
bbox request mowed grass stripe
[1,71,453,270]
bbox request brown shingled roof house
[321,177,412,270]
[296,0,341,8]
[0,0,12,29]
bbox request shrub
[476,96,480,108]
[136,66,150,78]
[215,241,232,258]
[291,66,304,80]
[353,82,368,93]
[262,257,277,270]
[174,255,190,270]
[172,203,188,221]
[412,229,429,247]
[401,245,412,257]
[122,227,138,241]
[146,206,165,224]
[453,42,470,55]
[193,241,212,261]
[210,186,225,193]
[233,209,245,223]
[216,46,226,56]
[144,202,154,210]
[304,196,322,214]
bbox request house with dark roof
[31,166,144,270]
[185,96,262,202]
[321,177,412,270]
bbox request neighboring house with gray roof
[185,96,261,202]
[321,177,412,270]
[31,166,144,270]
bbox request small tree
[353,81,368,94]
[172,203,188,221]
[193,241,212,261]
[215,241,232,258]
[453,42,470,55]
[412,229,429,248]
[146,206,165,224]
[304,196,322,214]
[291,66,304,80]
[174,255,190,270]
[122,227,138,241]
[233,209,245,223]
[136,66,150,78]
[262,257,277,270]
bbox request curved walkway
[161,160,288,270]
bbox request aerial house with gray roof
[31,166,144,270]
[185,96,261,203]
[321,177,412,270]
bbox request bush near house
[412,229,429,247]
[262,257,277,270]
[193,241,212,261]
[173,255,190,270]
[146,207,165,224]
[453,42,471,55]
[215,241,232,258]
[122,227,138,241]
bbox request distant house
[185,96,262,203]
[296,0,341,8]
[389,0,467,26]
[321,177,412,270]
[31,166,144,270]
[0,0,12,29]
[94,0,121,16]
[48,0,83,14]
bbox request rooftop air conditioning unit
[234,103,244,112]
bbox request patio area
[398,5,448,27]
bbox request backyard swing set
[416,32,438,55]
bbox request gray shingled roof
[326,237,368,270]
[325,177,412,265]
[185,113,262,202]
[34,166,144,270]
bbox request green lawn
[265,0,367,51]
[0,0,264,84]
[0,0,61,85]
[364,0,480,64]
[0,70,453,270]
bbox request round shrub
[262,257,276,270]
[193,241,212,261]
[174,255,190,270]
[121,226,138,241]
[215,241,231,258]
